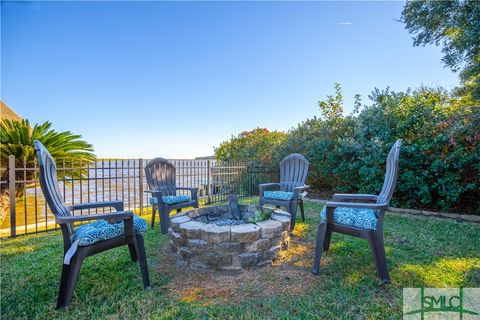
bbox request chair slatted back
[144,158,177,196]
[377,140,402,205]
[279,154,309,192]
[33,140,73,234]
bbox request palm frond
[1,119,96,195]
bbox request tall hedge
[215,128,288,164]
[215,86,479,213]
[278,87,480,214]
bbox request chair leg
[56,263,71,309]
[312,223,328,275]
[289,201,296,232]
[299,200,305,222]
[367,232,390,283]
[151,206,157,229]
[61,254,84,309]
[135,234,151,289]
[159,206,169,234]
[128,244,138,262]
[323,227,332,251]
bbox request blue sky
[2,1,458,158]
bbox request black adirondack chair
[144,158,199,234]
[312,140,402,283]
[259,153,310,232]
[33,141,150,310]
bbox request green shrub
[214,85,479,214]
[214,128,287,164]
[280,86,480,213]
[248,207,274,224]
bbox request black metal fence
[0,157,278,238]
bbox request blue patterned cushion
[320,206,378,230]
[264,191,294,201]
[73,215,147,246]
[149,195,191,205]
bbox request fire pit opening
[168,197,291,275]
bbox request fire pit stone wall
[169,204,291,274]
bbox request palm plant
[0,119,95,222]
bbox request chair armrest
[259,183,280,188]
[326,201,388,210]
[56,211,133,224]
[294,185,310,199]
[294,185,310,191]
[68,200,124,212]
[332,194,378,202]
[259,183,280,195]
[176,187,199,201]
[145,189,166,201]
[176,187,198,193]
[145,189,165,194]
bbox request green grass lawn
[1,198,479,319]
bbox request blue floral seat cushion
[320,206,378,230]
[149,195,191,205]
[73,215,147,246]
[264,191,294,201]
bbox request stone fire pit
[168,204,291,274]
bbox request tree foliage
[1,119,95,195]
[318,83,344,121]
[215,84,480,213]
[280,85,480,213]
[214,128,287,164]
[402,0,480,100]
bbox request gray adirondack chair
[312,139,402,283]
[144,158,199,234]
[33,141,150,310]
[259,153,310,232]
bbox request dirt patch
[159,232,320,305]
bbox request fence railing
[0,156,278,238]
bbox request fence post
[247,162,251,196]
[139,159,144,215]
[206,160,211,204]
[8,155,16,238]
